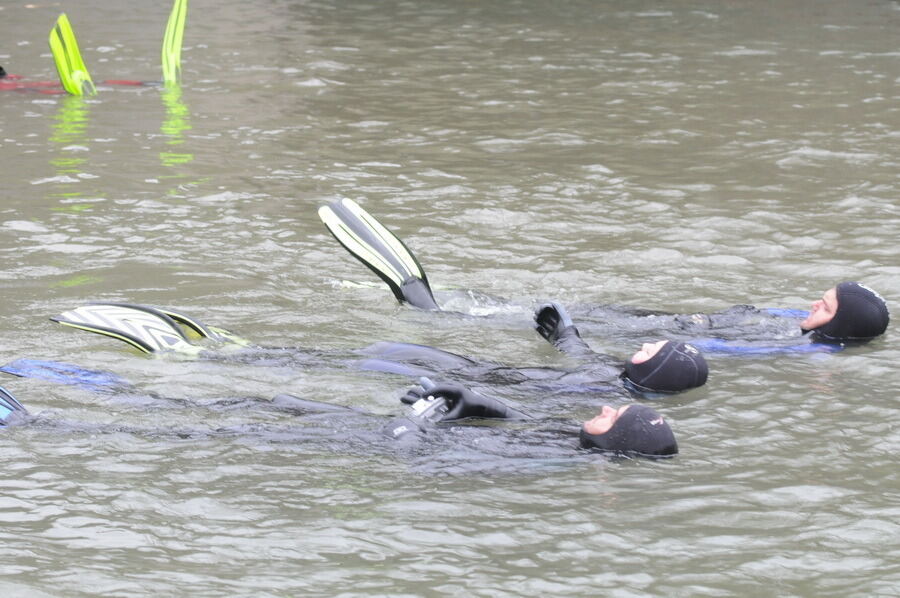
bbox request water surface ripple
[1,1,898,596]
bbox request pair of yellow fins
[49,0,187,96]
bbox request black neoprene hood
[809,282,889,343]
[579,404,678,458]
[623,341,708,393]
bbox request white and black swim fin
[151,305,251,347]
[318,198,439,310]
[0,386,27,425]
[51,303,203,355]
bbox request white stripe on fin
[340,198,424,280]
[318,204,406,288]
[52,304,199,354]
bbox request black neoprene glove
[401,378,529,422]
[534,301,602,362]
[534,301,581,345]
[535,302,580,344]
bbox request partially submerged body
[318,199,889,353]
[44,299,707,398]
[1,371,677,469]
[568,282,888,352]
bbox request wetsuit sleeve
[384,379,530,441]
[401,380,530,421]
[535,302,608,361]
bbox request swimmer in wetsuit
[0,63,156,95]
[568,280,889,353]
[318,199,889,353]
[41,300,707,396]
[1,370,677,461]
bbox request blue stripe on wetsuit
[1,359,131,392]
[689,337,840,355]
[689,308,840,354]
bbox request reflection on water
[1,0,898,596]
[159,84,193,168]
[49,96,90,161]
[47,95,91,203]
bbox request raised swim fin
[51,303,202,355]
[48,14,97,96]
[318,198,439,310]
[162,0,188,86]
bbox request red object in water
[102,79,146,86]
[2,72,149,94]
[0,75,66,94]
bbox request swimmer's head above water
[624,340,709,393]
[535,302,708,394]
[580,404,678,458]
[396,378,679,458]
[800,282,889,343]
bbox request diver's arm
[402,379,530,421]
[535,302,601,361]
[384,378,530,440]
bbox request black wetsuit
[569,304,801,341]
[565,304,844,355]
[1,331,631,418]
[0,381,596,474]
[404,285,832,355]
[354,341,626,400]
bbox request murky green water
[1,1,898,596]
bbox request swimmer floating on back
[535,301,708,393]
[317,199,889,352]
[1,367,677,460]
[41,298,706,397]
[569,280,888,352]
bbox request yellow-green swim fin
[48,13,96,96]
[162,0,188,86]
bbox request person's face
[583,404,631,435]
[630,340,668,364]
[800,287,838,330]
